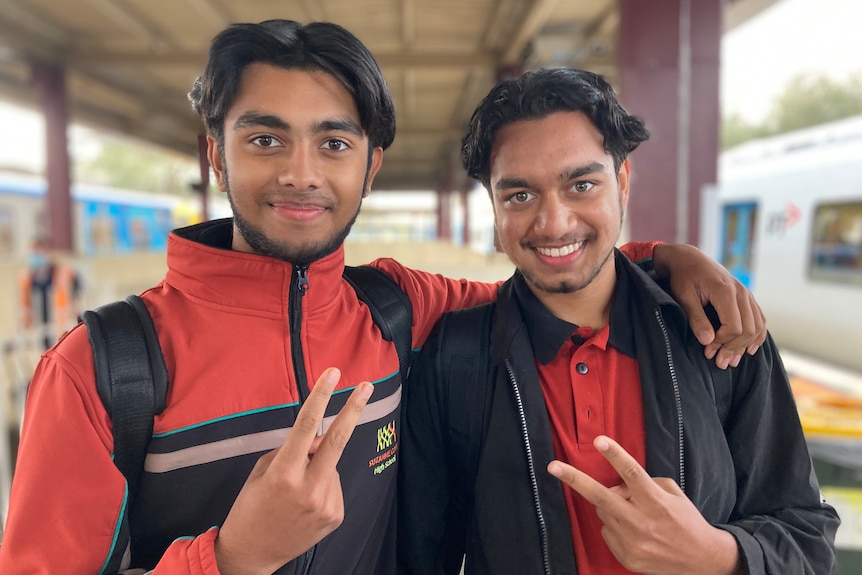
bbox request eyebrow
[561,162,609,181]
[313,118,364,137]
[232,112,289,131]
[494,176,531,191]
[231,112,363,137]
[494,161,609,191]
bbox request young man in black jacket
[398,68,839,575]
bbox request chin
[524,272,583,295]
[542,281,584,294]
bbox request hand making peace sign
[548,435,745,575]
[215,368,373,575]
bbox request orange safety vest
[19,264,80,333]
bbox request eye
[572,181,594,193]
[251,135,282,148]
[505,191,534,205]
[322,139,349,152]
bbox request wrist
[706,528,746,575]
[651,243,672,278]
[652,243,699,279]
[214,535,268,575]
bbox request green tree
[722,73,862,149]
[721,113,770,149]
[768,74,862,134]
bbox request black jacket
[399,252,839,575]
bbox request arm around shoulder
[369,257,500,348]
[652,243,767,368]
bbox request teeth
[536,242,582,257]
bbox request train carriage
[0,171,228,261]
[708,115,862,374]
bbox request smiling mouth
[270,202,327,222]
[535,241,584,258]
[271,200,327,210]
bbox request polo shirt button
[576,362,588,375]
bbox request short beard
[522,197,625,295]
[522,240,613,294]
[222,161,363,265]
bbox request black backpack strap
[343,265,413,383]
[82,295,168,505]
[437,303,495,512]
[81,294,167,571]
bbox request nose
[277,144,322,190]
[534,194,572,237]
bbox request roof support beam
[401,0,416,49]
[186,0,229,31]
[724,0,781,31]
[502,0,561,65]
[81,0,171,47]
[301,0,326,22]
[0,9,69,61]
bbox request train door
[720,202,758,288]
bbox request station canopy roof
[0,0,772,191]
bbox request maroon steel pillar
[31,62,73,252]
[436,163,455,241]
[436,188,452,241]
[618,0,721,244]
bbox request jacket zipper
[505,359,552,575]
[288,264,315,573]
[299,545,315,575]
[290,265,311,402]
[654,309,686,493]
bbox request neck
[529,257,617,330]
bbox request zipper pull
[296,265,310,294]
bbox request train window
[809,201,862,285]
[721,203,758,288]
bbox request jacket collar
[612,247,690,336]
[492,248,693,483]
[510,272,577,364]
[504,251,674,364]
[166,218,348,315]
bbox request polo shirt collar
[511,254,637,365]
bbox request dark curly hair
[462,67,650,188]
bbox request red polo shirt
[514,260,646,575]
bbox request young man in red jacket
[0,21,765,575]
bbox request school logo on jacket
[377,420,396,451]
[369,420,397,475]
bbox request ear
[617,158,631,210]
[207,136,227,193]
[362,147,384,198]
